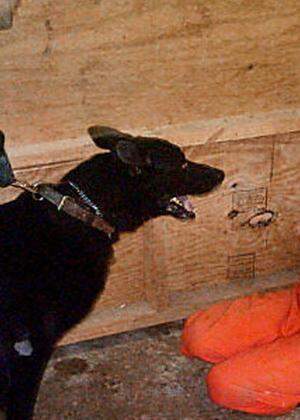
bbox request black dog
[0,126,224,419]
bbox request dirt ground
[35,321,300,420]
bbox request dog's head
[65,126,225,232]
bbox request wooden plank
[265,133,300,272]
[0,0,299,146]
[150,108,300,147]
[148,136,275,293]
[61,267,300,344]
[94,229,145,310]
[143,221,170,311]
[3,108,300,170]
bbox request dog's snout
[200,164,225,186]
[184,162,225,196]
[215,168,225,185]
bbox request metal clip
[58,195,68,211]
[12,180,44,201]
[31,183,44,201]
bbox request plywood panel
[123,132,300,329]
[0,108,298,180]
[265,133,300,272]
[147,136,277,292]
[270,134,300,211]
[0,0,299,145]
[94,229,146,309]
[61,268,300,344]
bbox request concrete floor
[35,322,300,420]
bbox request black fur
[0,127,224,418]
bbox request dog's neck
[17,180,117,241]
[66,180,116,237]
[62,154,153,234]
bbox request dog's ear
[116,140,151,166]
[88,126,150,166]
[88,126,133,151]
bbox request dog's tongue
[178,195,194,213]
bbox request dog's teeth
[170,197,181,205]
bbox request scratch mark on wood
[205,127,225,143]
[269,138,276,183]
[43,18,54,56]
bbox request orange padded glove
[181,282,300,415]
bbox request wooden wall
[0,0,299,344]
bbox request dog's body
[0,127,224,419]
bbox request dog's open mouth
[166,196,196,220]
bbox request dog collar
[37,183,115,236]
[12,181,115,237]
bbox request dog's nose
[201,166,225,192]
[215,168,225,185]
[184,161,225,196]
[202,165,225,186]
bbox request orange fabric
[207,334,300,415]
[182,284,300,363]
[181,283,300,415]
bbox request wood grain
[61,268,300,344]
[94,229,145,310]
[0,0,299,145]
